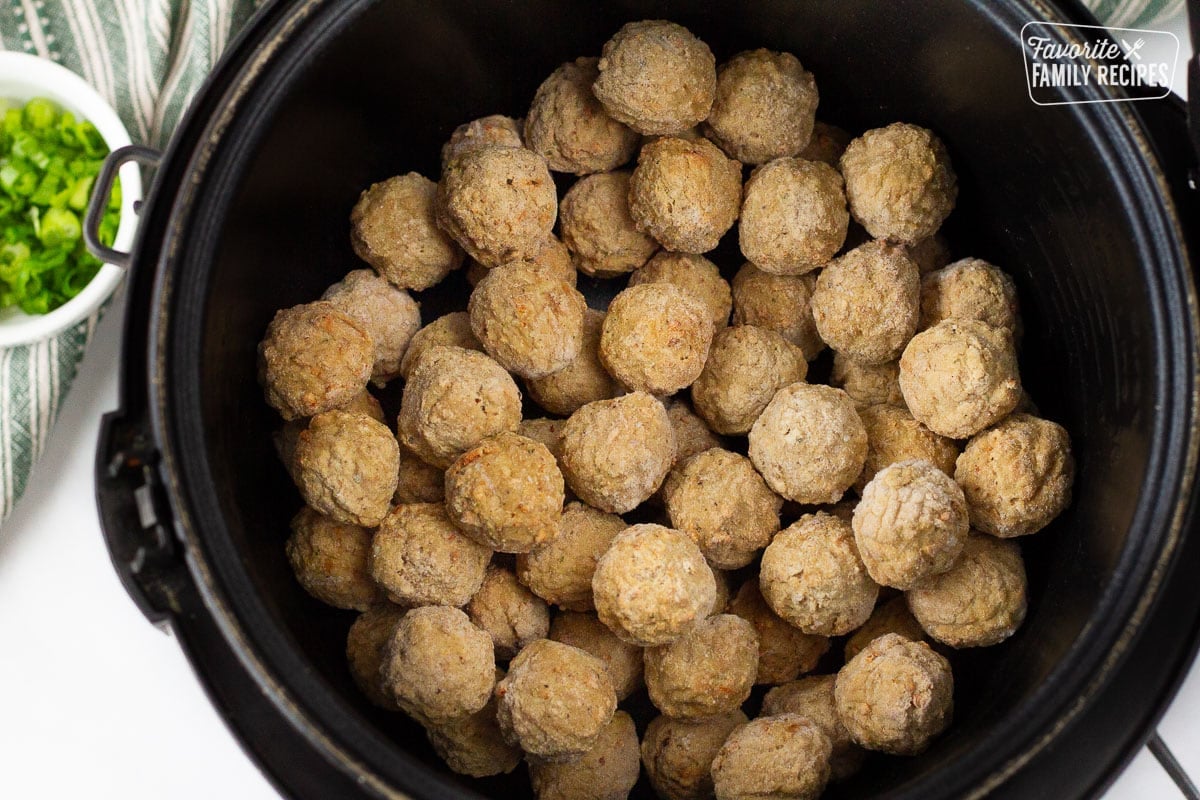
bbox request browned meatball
[954,414,1074,537]
[437,145,558,268]
[549,611,644,701]
[844,595,926,661]
[665,399,723,465]
[899,319,1022,439]
[258,301,373,421]
[812,240,920,365]
[593,20,716,135]
[761,675,865,781]
[855,404,959,493]
[559,392,676,513]
[425,692,523,778]
[644,613,758,719]
[517,501,627,611]
[561,170,659,277]
[740,158,848,275]
[529,710,641,800]
[322,269,421,385]
[600,283,714,396]
[642,712,748,800]
[830,354,905,409]
[663,448,782,569]
[273,389,384,486]
[397,346,522,468]
[346,604,407,709]
[629,136,742,254]
[382,606,496,725]
[518,418,567,463]
[398,311,483,380]
[466,565,550,659]
[711,715,832,800]
[592,523,717,646]
[393,444,445,505]
[692,325,808,435]
[704,49,818,165]
[350,173,465,290]
[525,57,640,175]
[798,121,852,167]
[729,581,830,685]
[853,460,969,590]
[294,410,399,527]
[286,506,382,611]
[527,309,621,416]
[369,503,492,607]
[465,234,578,288]
[495,639,617,761]
[760,513,878,636]
[834,633,953,755]
[731,263,823,359]
[441,114,524,168]
[748,383,867,505]
[629,251,732,330]
[840,123,958,244]
[907,533,1028,648]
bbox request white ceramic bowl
[0,52,142,346]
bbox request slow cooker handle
[84,145,162,268]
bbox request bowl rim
[0,51,142,347]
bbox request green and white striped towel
[0,0,1187,523]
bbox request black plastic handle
[83,144,161,269]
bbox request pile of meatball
[259,19,1075,800]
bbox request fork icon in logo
[1120,37,1146,60]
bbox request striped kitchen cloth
[0,0,1188,523]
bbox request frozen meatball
[529,710,641,800]
[899,319,1022,439]
[394,445,445,505]
[495,638,617,761]
[748,383,867,505]
[398,312,483,380]
[559,392,676,513]
[600,284,714,396]
[437,145,558,268]
[704,49,818,165]
[920,258,1019,334]
[840,122,957,244]
[467,236,578,289]
[322,269,421,384]
[904,232,953,275]
[382,606,496,724]
[799,122,852,167]
[761,676,865,781]
[518,418,567,460]
[760,513,878,636]
[844,595,926,660]
[346,604,407,709]
[258,301,373,421]
[630,251,732,330]
[469,261,587,379]
[351,173,465,291]
[528,309,620,416]
[730,581,830,685]
[593,20,716,135]
[369,502,492,607]
[853,460,969,590]
[397,346,522,468]
[525,57,640,175]
[831,354,905,408]
[663,448,782,569]
[812,240,920,365]
[954,414,1074,537]
[644,613,758,718]
[426,693,523,778]
[592,523,717,646]
[340,388,386,423]
[444,431,564,553]
[294,410,399,527]
[731,263,823,359]
[629,137,742,255]
[711,715,832,800]
[550,611,644,700]
[466,565,551,659]
[907,533,1028,648]
[740,158,848,275]
[709,569,734,615]
[441,114,524,167]
[561,171,659,277]
[642,711,747,800]
[517,501,627,611]
[665,399,723,464]
[692,325,808,435]
[856,404,958,492]
[286,506,382,611]
[834,633,953,755]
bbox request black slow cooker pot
[86,0,1200,797]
